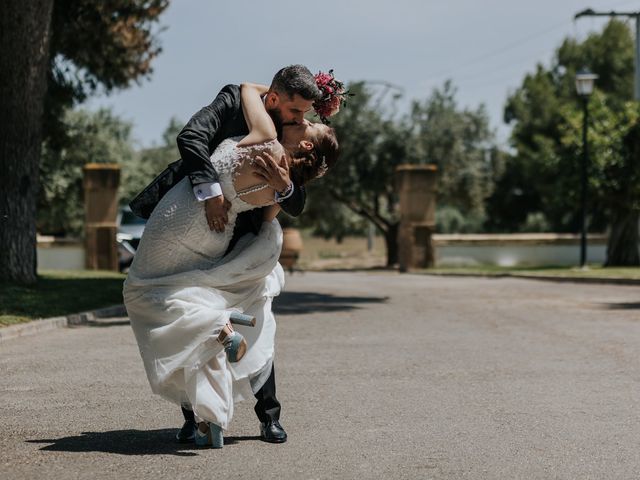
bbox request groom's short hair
[271,65,322,101]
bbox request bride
[123,82,339,448]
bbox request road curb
[0,304,127,343]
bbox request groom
[129,64,322,443]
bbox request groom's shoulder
[216,84,241,101]
[209,84,241,111]
[220,83,240,92]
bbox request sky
[87,0,640,149]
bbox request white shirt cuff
[193,182,222,201]
[275,183,294,203]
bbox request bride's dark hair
[289,126,339,185]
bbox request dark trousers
[181,363,280,424]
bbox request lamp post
[575,68,597,268]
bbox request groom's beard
[268,108,284,141]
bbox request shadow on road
[273,291,388,316]
[28,429,208,456]
[223,435,262,445]
[598,302,640,311]
[28,430,264,455]
[87,319,131,328]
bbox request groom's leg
[255,364,286,442]
[176,404,196,443]
[182,405,195,422]
[254,363,281,423]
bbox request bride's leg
[197,421,209,435]
[217,323,247,362]
[217,323,234,341]
[194,420,224,449]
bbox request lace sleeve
[209,138,284,180]
[237,139,282,159]
[232,140,284,175]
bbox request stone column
[83,163,120,271]
[396,164,438,272]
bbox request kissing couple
[123,65,346,448]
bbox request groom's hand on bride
[205,195,231,233]
[253,152,291,193]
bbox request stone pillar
[396,164,438,272]
[83,163,120,271]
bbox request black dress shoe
[260,420,287,443]
[175,419,196,443]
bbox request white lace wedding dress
[123,137,284,429]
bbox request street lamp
[575,69,598,96]
[575,68,598,268]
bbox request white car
[117,206,146,271]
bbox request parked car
[117,206,146,271]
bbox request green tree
[322,82,406,266]
[495,19,638,264]
[320,81,498,265]
[1,0,168,283]
[39,108,135,236]
[46,1,168,149]
[284,185,368,242]
[558,94,640,265]
[406,80,498,219]
[120,117,182,206]
[39,111,184,236]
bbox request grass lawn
[0,270,125,327]
[297,232,387,270]
[294,233,640,279]
[419,265,640,280]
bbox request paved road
[1,272,639,479]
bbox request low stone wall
[36,233,616,270]
[433,233,609,267]
[37,236,85,270]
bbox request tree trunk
[383,222,399,267]
[0,0,54,283]
[605,210,640,267]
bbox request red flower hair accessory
[313,69,351,124]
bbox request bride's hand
[205,195,231,233]
[252,152,290,193]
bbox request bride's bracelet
[275,183,294,203]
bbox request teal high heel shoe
[229,311,256,327]
[221,330,247,363]
[194,423,223,449]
